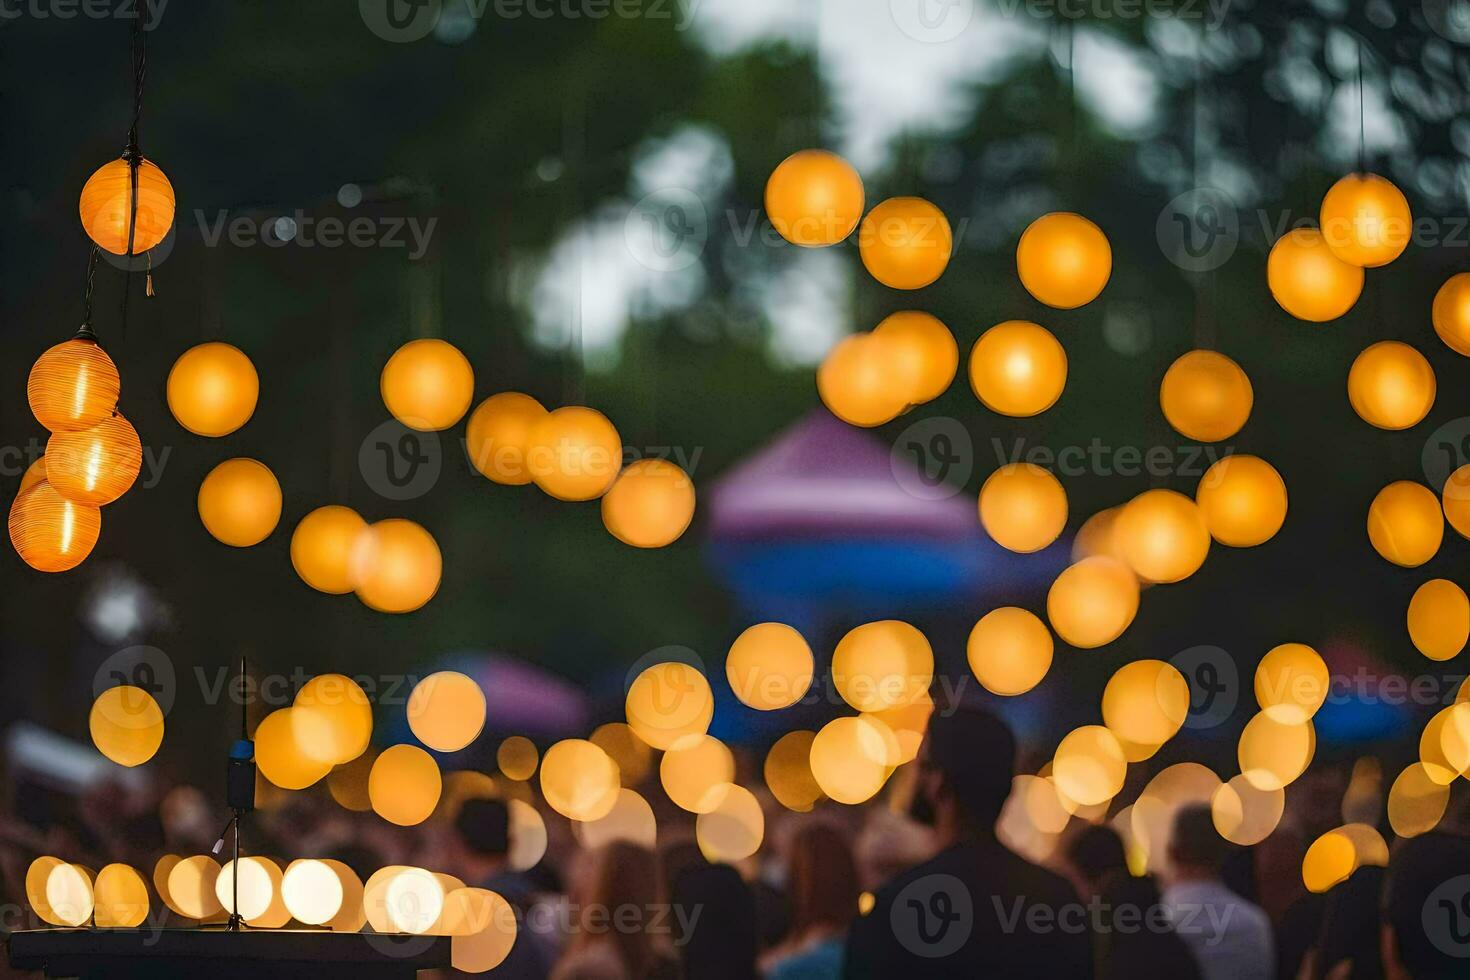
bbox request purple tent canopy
[437,652,591,739]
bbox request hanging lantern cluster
[816,311,958,427]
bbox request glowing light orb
[764,149,865,247]
[407,671,486,752]
[765,730,824,813]
[1408,579,1470,662]
[1267,227,1364,322]
[575,788,657,849]
[1238,713,1316,791]
[874,310,958,404]
[968,320,1067,417]
[465,392,548,485]
[625,662,714,750]
[166,856,223,920]
[539,739,619,821]
[726,622,814,711]
[1319,172,1412,267]
[1211,775,1285,846]
[381,338,474,431]
[9,480,102,573]
[44,413,142,507]
[385,867,446,935]
[350,518,442,613]
[1367,480,1443,567]
[1159,350,1253,443]
[291,673,373,766]
[446,888,518,973]
[1016,212,1112,309]
[817,333,908,427]
[1195,454,1287,547]
[831,620,933,712]
[590,722,651,785]
[1302,830,1357,893]
[1445,464,1470,540]
[526,406,623,501]
[93,864,149,928]
[369,744,443,826]
[601,458,696,548]
[1101,659,1190,746]
[290,505,368,594]
[978,463,1067,554]
[197,458,281,547]
[858,196,953,290]
[696,783,765,862]
[79,157,174,254]
[166,342,259,437]
[809,716,893,805]
[1347,341,1436,430]
[1115,489,1210,584]
[1052,726,1127,807]
[18,457,47,496]
[255,708,332,790]
[216,857,278,922]
[44,863,95,927]
[281,860,344,926]
[966,607,1053,696]
[28,338,121,434]
[1432,273,1470,356]
[1253,643,1329,724]
[1046,556,1140,649]
[1388,762,1450,838]
[660,734,735,814]
[496,736,539,781]
[89,685,164,768]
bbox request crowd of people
[3,705,1470,979]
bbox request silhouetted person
[1161,804,1273,980]
[672,862,759,980]
[558,841,679,980]
[765,819,860,980]
[1383,786,1470,979]
[449,797,551,979]
[1303,865,1385,980]
[842,704,1093,978]
[1063,824,1201,980]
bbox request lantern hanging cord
[1356,41,1367,173]
[76,248,101,340]
[120,12,148,341]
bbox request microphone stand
[211,655,255,931]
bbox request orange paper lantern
[1159,350,1253,443]
[351,519,442,613]
[601,458,696,548]
[465,392,548,485]
[380,339,474,432]
[197,459,282,548]
[9,482,102,573]
[1267,228,1363,322]
[290,506,368,594]
[45,414,143,506]
[28,338,121,434]
[1347,341,1436,430]
[166,343,259,437]
[968,320,1067,418]
[858,197,953,290]
[1016,212,1112,309]
[79,157,175,255]
[525,407,623,501]
[1431,273,1470,356]
[1319,173,1412,267]
[764,150,865,247]
[817,334,908,428]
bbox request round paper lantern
[28,338,121,434]
[18,457,47,497]
[1195,455,1287,547]
[1319,172,1412,267]
[809,716,892,805]
[968,320,1067,417]
[89,685,164,768]
[45,413,142,506]
[696,783,765,862]
[282,860,344,926]
[1102,660,1190,746]
[1432,273,1470,356]
[539,739,619,821]
[1446,465,1470,540]
[726,622,814,710]
[601,458,696,548]
[369,744,443,826]
[407,671,486,752]
[1367,481,1443,567]
[525,406,623,501]
[625,662,714,751]
[858,196,953,290]
[979,462,1067,554]
[1016,212,1112,309]
[1115,489,1210,584]
[1159,350,1253,443]
[765,731,823,813]
[966,607,1053,696]
[1347,341,1436,430]
[1046,557,1140,649]
[1053,726,1127,807]
[465,392,547,485]
[292,674,374,766]
[661,735,735,814]
[1253,643,1329,724]
[1072,507,1127,564]
[874,310,958,404]
[350,518,442,613]
[166,343,259,437]
[1267,228,1364,322]
[494,737,537,782]
[764,149,864,247]
[1211,775,1285,847]
[255,709,331,790]
[380,339,474,431]
[79,157,174,254]
[197,458,281,547]
[831,620,933,712]
[94,864,149,928]
[817,333,908,428]
[290,506,367,594]
[166,856,223,920]
[9,482,102,573]
[1388,763,1451,838]
[1408,579,1470,662]
[1238,713,1315,791]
